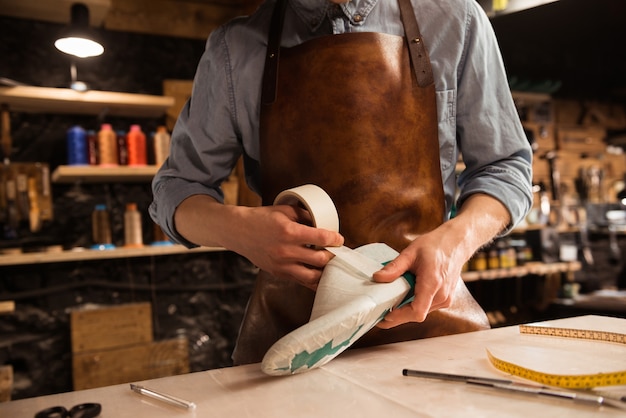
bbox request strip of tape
[274,184,415,297]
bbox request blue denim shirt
[150,0,533,247]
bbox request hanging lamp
[54,3,104,58]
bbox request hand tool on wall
[542,151,560,202]
[1,104,11,229]
[537,182,551,225]
[540,151,563,227]
[576,206,594,266]
[28,177,42,232]
[1,104,11,163]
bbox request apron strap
[262,0,288,105]
[261,0,435,104]
[398,0,435,87]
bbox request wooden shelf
[52,165,159,183]
[511,90,552,103]
[0,301,15,314]
[462,261,581,282]
[0,245,225,267]
[482,0,560,17]
[0,86,174,118]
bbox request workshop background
[1,0,625,401]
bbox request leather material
[259,32,444,251]
[232,1,489,366]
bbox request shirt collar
[290,0,379,32]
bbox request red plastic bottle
[126,124,147,166]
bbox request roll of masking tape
[274,185,340,233]
[274,185,384,279]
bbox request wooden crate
[72,338,189,390]
[70,302,153,353]
[162,79,193,132]
[0,365,12,402]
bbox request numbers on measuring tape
[519,325,626,345]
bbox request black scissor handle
[69,403,101,418]
[34,402,101,418]
[35,406,68,418]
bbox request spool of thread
[97,124,118,166]
[152,125,171,166]
[86,129,98,165]
[117,130,128,166]
[127,124,147,166]
[66,125,88,165]
[91,204,114,250]
[124,203,143,247]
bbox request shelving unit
[51,165,160,183]
[461,261,581,282]
[0,245,225,267]
[0,85,174,118]
[0,85,195,266]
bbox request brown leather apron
[232,0,489,365]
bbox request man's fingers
[372,255,413,283]
[376,305,426,329]
[273,262,323,290]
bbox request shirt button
[353,13,363,22]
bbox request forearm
[443,193,511,262]
[174,194,246,249]
[174,193,343,288]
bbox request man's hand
[372,193,510,328]
[231,204,344,289]
[175,195,344,289]
[372,226,464,328]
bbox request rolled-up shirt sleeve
[149,26,242,247]
[455,2,533,234]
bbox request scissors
[34,403,101,418]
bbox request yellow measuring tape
[487,325,626,389]
[519,325,626,344]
